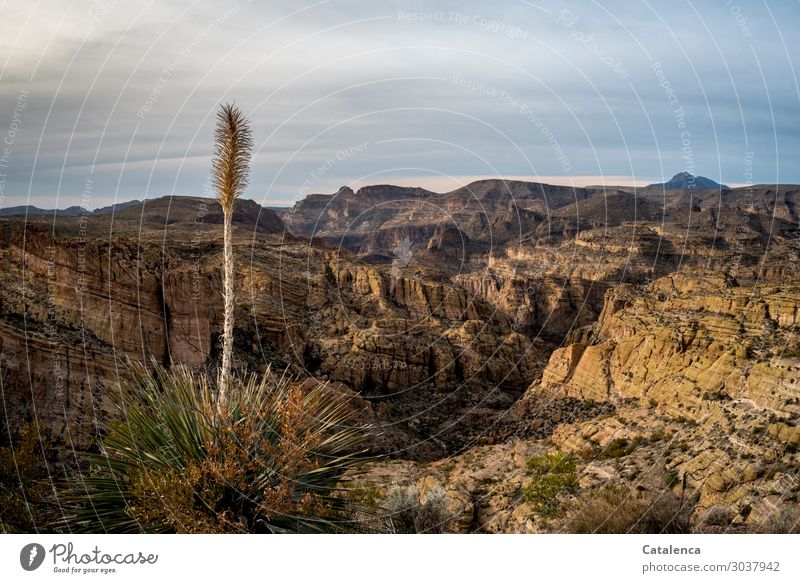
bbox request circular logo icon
[20,543,46,571]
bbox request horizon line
[2,175,763,212]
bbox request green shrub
[349,481,381,508]
[523,452,578,517]
[344,481,384,532]
[665,469,679,487]
[598,436,643,460]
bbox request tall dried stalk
[211,103,253,411]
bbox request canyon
[1,175,799,532]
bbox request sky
[0,0,797,209]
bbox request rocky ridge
[2,178,799,532]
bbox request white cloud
[0,0,797,208]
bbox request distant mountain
[110,195,285,234]
[647,172,728,190]
[0,205,89,217]
[284,179,598,240]
[0,197,284,235]
[92,200,142,215]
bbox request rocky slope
[346,274,800,532]
[2,179,799,532]
[283,180,602,257]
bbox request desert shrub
[665,470,679,487]
[523,452,578,518]
[58,362,367,533]
[0,423,50,533]
[598,436,644,460]
[754,508,800,534]
[383,484,419,532]
[700,505,735,528]
[568,483,693,533]
[384,483,452,533]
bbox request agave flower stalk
[211,103,253,411]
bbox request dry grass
[566,484,693,534]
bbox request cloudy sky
[0,0,797,208]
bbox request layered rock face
[245,242,548,458]
[284,180,799,343]
[0,210,545,457]
[539,274,800,414]
[3,179,799,532]
[347,274,799,532]
[0,222,223,448]
[1,197,284,449]
[284,180,600,253]
[524,275,800,518]
[285,180,800,257]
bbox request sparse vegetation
[524,452,578,518]
[568,483,693,534]
[665,469,679,487]
[598,436,644,460]
[700,505,735,528]
[383,483,453,533]
[0,423,50,533]
[754,508,800,534]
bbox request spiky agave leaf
[238,376,369,533]
[57,360,369,533]
[56,362,215,533]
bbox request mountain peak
[647,172,728,190]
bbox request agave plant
[58,361,367,533]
